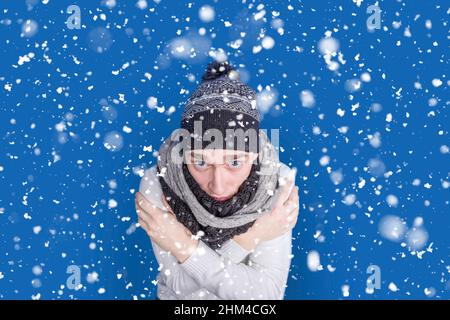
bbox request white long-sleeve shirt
[138,164,294,300]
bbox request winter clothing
[138,60,295,300]
[180,60,260,152]
[157,130,283,250]
[139,164,294,300]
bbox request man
[136,61,299,300]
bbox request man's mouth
[211,195,232,202]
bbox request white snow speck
[199,5,215,23]
[108,199,118,209]
[306,250,322,272]
[341,284,350,297]
[343,194,356,206]
[256,87,278,114]
[431,78,442,88]
[17,52,35,66]
[378,215,407,242]
[318,37,339,55]
[21,20,38,38]
[300,90,315,108]
[135,0,147,10]
[33,225,42,234]
[261,36,275,50]
[406,227,429,251]
[388,282,399,292]
[147,96,158,109]
[386,194,399,207]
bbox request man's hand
[233,174,299,251]
[135,192,198,263]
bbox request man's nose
[209,167,226,194]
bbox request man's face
[185,149,258,202]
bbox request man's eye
[227,159,242,168]
[194,159,207,168]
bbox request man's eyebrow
[189,151,203,158]
[189,151,248,162]
[193,153,213,163]
[224,154,247,160]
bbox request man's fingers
[286,185,298,203]
[135,193,174,222]
[286,204,299,229]
[286,206,299,221]
[278,168,297,206]
[161,195,175,215]
[137,203,155,225]
[282,187,299,211]
[284,200,298,213]
[283,194,299,228]
[138,217,153,235]
[138,217,148,229]
[276,180,290,205]
[284,207,299,228]
[136,192,157,213]
[135,197,156,224]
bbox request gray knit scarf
[157,131,283,246]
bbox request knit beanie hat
[181,61,260,153]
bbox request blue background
[0,0,448,299]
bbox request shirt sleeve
[139,167,199,297]
[150,238,252,298]
[216,239,251,263]
[179,229,293,300]
[178,165,296,300]
[150,240,202,298]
